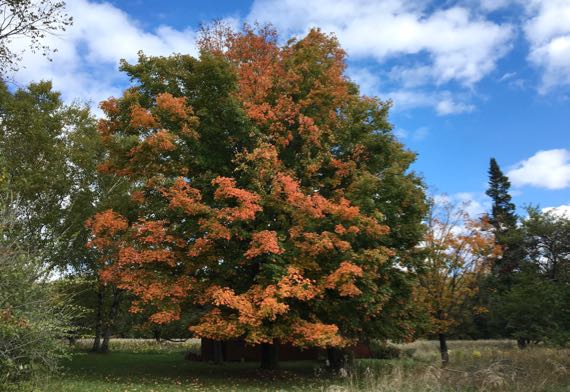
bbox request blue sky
[10,0,570,216]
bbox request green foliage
[0,79,133,353]
[0,195,72,389]
[495,272,569,346]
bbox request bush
[369,341,402,359]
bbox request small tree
[417,198,500,364]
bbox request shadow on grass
[57,350,331,390]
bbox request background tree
[485,158,522,277]
[0,0,72,74]
[417,198,500,364]
[0,192,72,389]
[497,208,570,347]
[87,25,427,369]
[0,79,131,353]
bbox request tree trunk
[517,337,528,349]
[260,340,279,370]
[91,284,104,352]
[100,287,122,353]
[152,326,162,342]
[327,347,352,372]
[439,333,449,365]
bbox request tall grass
[336,341,569,392]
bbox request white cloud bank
[249,0,513,87]
[507,149,570,190]
[524,0,570,92]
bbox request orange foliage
[163,177,209,216]
[244,230,283,259]
[277,267,320,301]
[156,93,189,119]
[85,210,128,249]
[212,177,262,222]
[144,130,177,151]
[324,262,364,297]
[130,105,157,128]
[291,321,347,348]
[86,26,400,350]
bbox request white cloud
[523,0,570,92]
[10,0,200,108]
[249,0,513,86]
[453,192,490,217]
[542,204,570,217]
[436,99,475,115]
[348,67,475,115]
[507,149,570,190]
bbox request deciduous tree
[87,25,427,369]
[417,198,500,364]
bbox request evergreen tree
[485,158,522,276]
[486,158,517,234]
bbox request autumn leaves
[86,26,403,350]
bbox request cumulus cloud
[10,0,200,108]
[507,149,570,190]
[523,0,570,92]
[249,0,513,86]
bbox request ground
[36,339,570,392]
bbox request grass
[31,339,570,392]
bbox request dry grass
[335,340,570,392]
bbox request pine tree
[485,158,523,277]
[486,158,517,233]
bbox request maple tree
[87,24,427,368]
[417,198,501,364]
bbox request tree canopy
[87,26,427,354]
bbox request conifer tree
[485,158,521,275]
[486,158,517,234]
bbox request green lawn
[38,341,570,392]
[45,351,328,391]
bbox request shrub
[369,341,402,359]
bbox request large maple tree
[87,25,427,367]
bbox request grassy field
[34,339,569,392]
